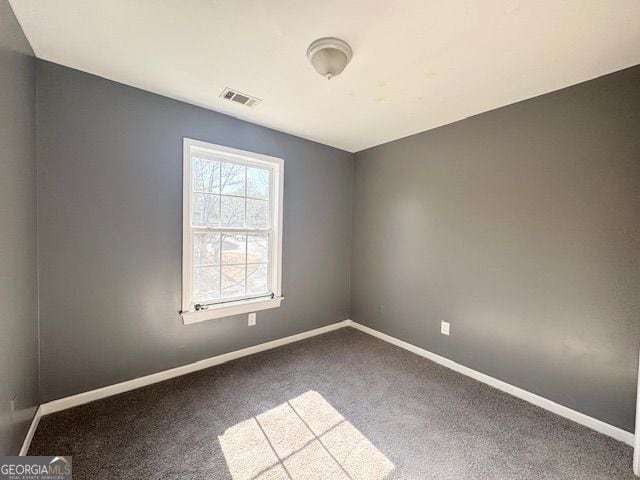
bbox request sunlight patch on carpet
[219,390,394,480]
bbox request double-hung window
[182,138,283,324]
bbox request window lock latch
[194,304,208,311]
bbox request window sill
[182,296,283,325]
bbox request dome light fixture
[307,37,353,80]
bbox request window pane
[192,193,220,227]
[247,198,268,229]
[194,233,220,265]
[220,163,246,196]
[221,233,246,264]
[221,195,245,227]
[192,157,220,193]
[222,265,246,298]
[186,141,281,310]
[247,263,268,295]
[193,266,220,302]
[247,234,269,263]
[247,167,270,199]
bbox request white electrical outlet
[248,312,256,326]
[441,321,450,336]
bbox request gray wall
[0,0,38,455]
[351,65,640,432]
[37,61,352,402]
[25,43,640,435]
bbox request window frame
[181,138,284,325]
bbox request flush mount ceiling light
[307,37,353,80]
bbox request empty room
[1,1,639,479]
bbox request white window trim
[181,138,284,324]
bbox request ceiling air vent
[220,88,261,107]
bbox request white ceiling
[10,0,640,152]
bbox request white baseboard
[19,406,43,456]
[40,319,351,416]
[345,320,635,447]
[27,317,635,457]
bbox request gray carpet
[29,327,634,479]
